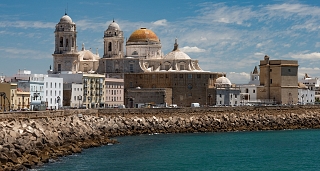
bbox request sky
[1,0,320,84]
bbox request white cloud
[197,3,257,25]
[256,43,263,48]
[298,67,320,80]
[265,3,320,16]
[180,46,205,53]
[153,19,167,26]
[227,72,250,84]
[291,52,320,60]
[254,52,264,56]
[0,47,51,59]
[0,21,54,29]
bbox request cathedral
[52,13,225,107]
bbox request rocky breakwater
[1,107,320,170]
[0,114,117,171]
[98,109,320,137]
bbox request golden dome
[127,28,160,43]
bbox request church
[51,13,225,107]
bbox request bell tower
[52,13,79,74]
[103,20,124,58]
[54,13,77,54]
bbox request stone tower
[103,20,124,58]
[52,13,78,73]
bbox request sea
[32,129,320,171]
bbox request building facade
[257,55,299,105]
[105,77,124,108]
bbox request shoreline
[1,106,320,170]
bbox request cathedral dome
[164,50,191,60]
[164,38,191,60]
[127,28,160,43]
[59,14,73,24]
[215,76,232,86]
[108,21,121,30]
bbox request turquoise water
[34,129,320,171]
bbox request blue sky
[1,0,320,83]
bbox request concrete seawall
[1,106,320,170]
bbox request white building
[11,70,63,110]
[63,83,83,108]
[214,76,240,106]
[44,77,63,109]
[105,77,124,108]
[239,85,258,105]
[298,82,315,105]
[300,73,319,102]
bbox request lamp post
[57,96,60,109]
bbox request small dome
[164,38,191,60]
[108,20,121,30]
[59,14,73,24]
[128,28,159,43]
[164,50,191,60]
[215,76,232,86]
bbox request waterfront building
[214,76,240,106]
[300,73,320,102]
[50,73,105,109]
[126,88,171,108]
[105,76,124,108]
[63,83,83,108]
[11,70,63,110]
[298,82,315,105]
[0,82,22,111]
[257,55,298,105]
[97,22,224,107]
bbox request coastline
[1,106,320,170]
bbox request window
[60,37,63,47]
[253,90,255,93]
[270,79,272,84]
[129,64,134,72]
[50,82,52,88]
[108,42,112,51]
[288,69,291,72]
[270,69,272,72]
[165,65,170,70]
[180,65,185,70]
[188,74,192,79]
[58,64,61,71]
[74,96,76,100]
[132,51,138,55]
[219,94,222,98]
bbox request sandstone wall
[1,106,320,170]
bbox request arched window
[60,37,63,47]
[66,39,69,47]
[132,51,138,55]
[108,42,112,51]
